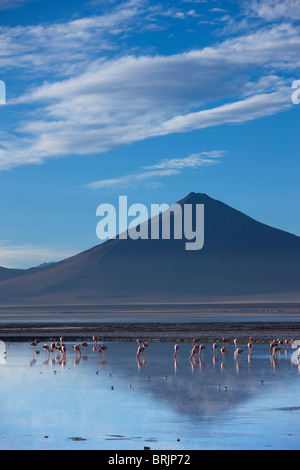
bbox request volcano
[0,192,299,305]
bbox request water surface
[0,341,299,450]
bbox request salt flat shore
[1,321,300,343]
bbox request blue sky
[0,0,299,268]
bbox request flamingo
[198,344,206,356]
[233,338,238,350]
[221,345,226,355]
[81,342,88,353]
[174,344,179,358]
[61,344,66,356]
[213,343,219,353]
[92,336,98,345]
[248,342,253,353]
[137,345,145,358]
[269,340,277,354]
[98,344,108,352]
[50,342,56,353]
[234,348,243,358]
[190,345,198,360]
[73,344,81,357]
[272,346,281,357]
[43,344,49,354]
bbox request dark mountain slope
[0,193,299,305]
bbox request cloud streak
[0,3,299,171]
[86,151,225,189]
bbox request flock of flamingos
[28,335,300,364]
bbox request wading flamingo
[234,348,243,358]
[269,340,277,354]
[137,345,145,358]
[272,346,281,357]
[73,344,81,357]
[190,345,198,360]
[174,344,179,358]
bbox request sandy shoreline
[1,321,300,343]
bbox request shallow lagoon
[0,341,299,450]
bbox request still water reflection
[0,341,299,450]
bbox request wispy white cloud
[0,0,158,74]
[86,150,224,189]
[0,0,41,11]
[144,151,224,170]
[0,4,299,171]
[247,0,300,21]
[86,169,180,190]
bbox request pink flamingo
[213,343,219,353]
[221,345,226,355]
[61,344,66,356]
[234,348,243,358]
[248,342,253,353]
[272,346,281,357]
[137,345,145,358]
[43,344,49,354]
[269,340,277,354]
[81,342,88,353]
[198,344,206,356]
[92,336,98,345]
[190,345,198,360]
[73,344,81,357]
[174,344,179,358]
